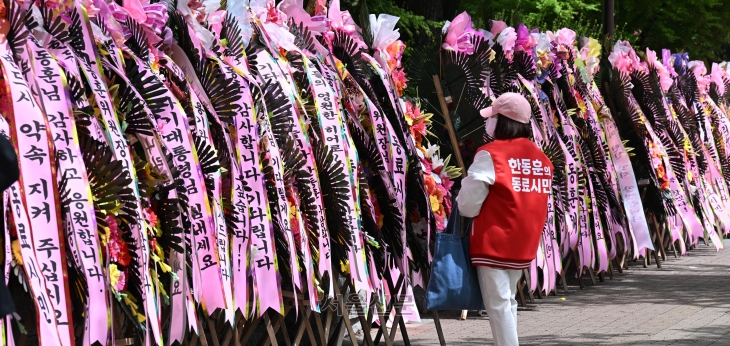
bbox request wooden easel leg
[431,311,446,346]
[276,313,292,346]
[651,214,667,263]
[293,320,306,346]
[205,314,221,346]
[396,316,410,346]
[324,308,333,343]
[263,313,280,346]
[571,250,585,289]
[331,271,359,346]
[259,307,292,346]
[329,316,345,346]
[197,312,210,346]
[516,277,527,307]
[521,269,534,302]
[304,312,318,346]
[612,258,622,274]
[374,271,403,345]
[587,268,598,285]
[387,275,411,345]
[347,281,374,346]
[293,310,308,346]
[559,267,569,293]
[607,261,614,280]
[373,296,393,346]
[314,309,329,345]
[241,316,261,345]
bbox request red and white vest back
[470,138,553,269]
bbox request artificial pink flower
[145,208,158,228]
[515,24,537,52]
[207,10,226,35]
[609,41,643,74]
[421,158,433,175]
[490,20,508,37]
[436,185,449,200]
[646,48,673,92]
[410,121,426,137]
[442,12,480,54]
[689,60,709,93]
[496,27,517,59]
[443,196,453,215]
[434,213,446,232]
[556,28,576,47]
[712,63,726,95]
[386,41,406,70]
[115,269,127,291]
[391,69,408,97]
[442,177,454,191]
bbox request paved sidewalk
[370,239,730,345]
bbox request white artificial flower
[425,143,440,158]
[442,20,451,35]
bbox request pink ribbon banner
[0,41,74,346]
[26,35,111,346]
[602,118,653,254]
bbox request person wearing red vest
[457,92,552,346]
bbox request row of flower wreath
[439,11,730,297]
[0,0,460,345]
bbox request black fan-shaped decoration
[123,17,150,62]
[103,64,156,137]
[346,114,404,258]
[288,18,317,54]
[216,13,245,60]
[5,0,30,59]
[123,58,173,120]
[310,133,353,267]
[154,154,185,254]
[192,133,221,202]
[78,133,138,228]
[199,59,243,124]
[256,79,295,144]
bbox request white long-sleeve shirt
[456,150,496,218]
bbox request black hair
[493,114,532,140]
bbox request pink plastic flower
[442,177,454,191]
[514,24,538,52]
[556,28,576,47]
[391,69,408,97]
[434,213,445,231]
[207,10,226,35]
[689,61,709,93]
[496,27,517,59]
[421,158,433,175]
[646,48,673,92]
[115,269,127,291]
[609,41,643,74]
[386,40,406,70]
[490,20,508,37]
[712,63,726,95]
[442,12,480,54]
[145,208,158,228]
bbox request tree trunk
[442,0,461,21]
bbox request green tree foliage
[334,0,730,64]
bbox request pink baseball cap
[479,92,532,124]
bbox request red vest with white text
[470,138,553,269]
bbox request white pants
[476,266,522,346]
